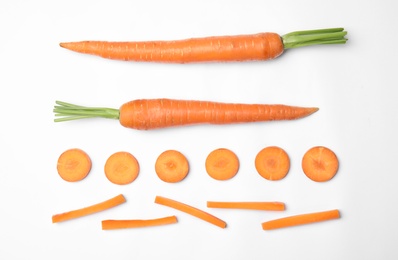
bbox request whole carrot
[53,99,318,130]
[59,28,347,63]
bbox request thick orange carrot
[59,28,347,63]
[207,201,285,211]
[102,215,178,230]
[53,99,319,130]
[57,148,92,182]
[52,194,126,223]
[155,150,189,183]
[104,151,140,185]
[302,146,339,182]
[205,148,239,181]
[255,146,290,181]
[155,196,226,228]
[262,209,340,230]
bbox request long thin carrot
[53,99,319,130]
[154,196,226,228]
[207,201,285,211]
[261,209,340,230]
[102,215,178,230]
[59,28,347,63]
[57,148,92,182]
[52,194,126,223]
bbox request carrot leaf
[54,101,120,122]
[282,28,347,49]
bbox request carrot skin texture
[59,33,283,63]
[102,215,178,230]
[155,196,227,228]
[52,194,126,223]
[119,99,319,130]
[261,209,340,230]
[207,201,285,211]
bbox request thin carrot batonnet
[53,99,319,130]
[104,151,140,185]
[57,148,92,182]
[207,201,285,211]
[255,146,290,181]
[205,148,239,181]
[262,209,340,230]
[155,196,226,228]
[302,146,339,182]
[102,215,178,230]
[59,28,347,63]
[52,194,126,223]
[155,150,189,183]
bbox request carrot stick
[255,146,290,181]
[102,215,178,230]
[155,150,189,183]
[53,99,319,130]
[52,194,126,223]
[57,148,92,182]
[205,148,239,181]
[104,151,140,185]
[59,28,347,63]
[302,146,339,182]
[207,201,285,211]
[155,196,226,228]
[262,209,340,230]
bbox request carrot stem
[282,28,347,49]
[102,215,178,230]
[261,209,340,230]
[207,201,285,211]
[52,194,126,223]
[155,196,227,228]
[53,101,119,122]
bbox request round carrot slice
[255,146,290,181]
[104,151,139,185]
[205,148,239,180]
[302,146,339,182]
[57,148,92,182]
[155,150,189,183]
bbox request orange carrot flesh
[59,28,347,63]
[205,148,239,181]
[262,209,340,230]
[302,146,339,182]
[155,196,226,228]
[104,151,140,185]
[255,146,290,181]
[52,194,126,223]
[207,201,285,211]
[102,215,178,230]
[57,148,92,182]
[59,33,283,63]
[54,99,319,130]
[155,150,189,183]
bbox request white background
[1,0,397,259]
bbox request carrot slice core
[302,146,339,182]
[205,148,239,180]
[155,150,189,183]
[104,151,140,185]
[57,148,92,182]
[255,146,290,181]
